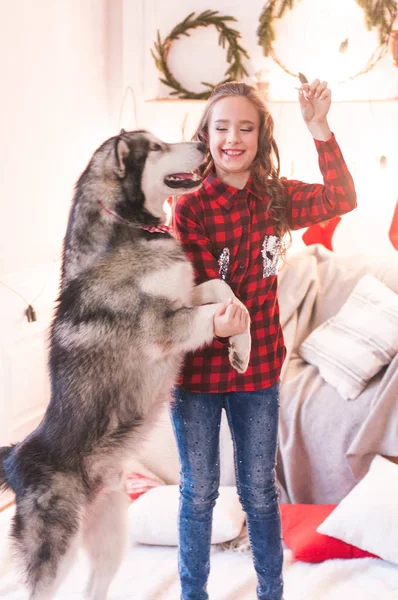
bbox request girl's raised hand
[297,79,331,124]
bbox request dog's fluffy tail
[0,446,13,491]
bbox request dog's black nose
[197,141,207,154]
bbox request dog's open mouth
[164,171,202,189]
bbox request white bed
[1,507,398,600]
[2,247,398,599]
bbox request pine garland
[355,0,397,44]
[257,0,398,64]
[257,1,296,57]
[151,10,250,100]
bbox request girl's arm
[174,197,249,344]
[282,134,357,230]
[285,79,357,230]
[174,195,222,284]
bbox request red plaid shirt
[174,134,357,392]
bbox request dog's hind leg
[11,484,84,600]
[83,489,130,600]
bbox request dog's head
[91,130,206,223]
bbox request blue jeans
[170,384,283,600]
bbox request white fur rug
[1,507,398,599]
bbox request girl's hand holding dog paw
[214,299,250,338]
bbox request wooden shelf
[145,98,206,104]
[145,97,398,104]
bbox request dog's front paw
[228,331,251,374]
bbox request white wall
[0,0,122,276]
[0,1,124,506]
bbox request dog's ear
[115,139,130,177]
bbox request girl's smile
[222,149,245,157]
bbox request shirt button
[243,224,248,231]
[237,190,246,197]
[239,263,245,270]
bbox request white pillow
[317,455,398,564]
[128,485,245,546]
[299,274,398,400]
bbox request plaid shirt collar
[202,169,266,210]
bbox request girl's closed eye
[215,127,254,133]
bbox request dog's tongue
[166,171,202,182]
[170,172,194,179]
[165,171,202,185]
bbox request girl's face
[208,95,260,185]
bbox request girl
[170,79,357,600]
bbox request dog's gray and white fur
[0,130,251,599]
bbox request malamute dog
[0,130,250,599]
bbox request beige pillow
[299,274,398,400]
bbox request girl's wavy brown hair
[193,81,290,244]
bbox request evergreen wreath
[151,10,250,100]
[257,0,398,82]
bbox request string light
[118,86,138,131]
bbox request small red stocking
[389,200,398,251]
[302,215,341,251]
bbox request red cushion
[302,216,341,251]
[124,472,162,502]
[280,504,379,563]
